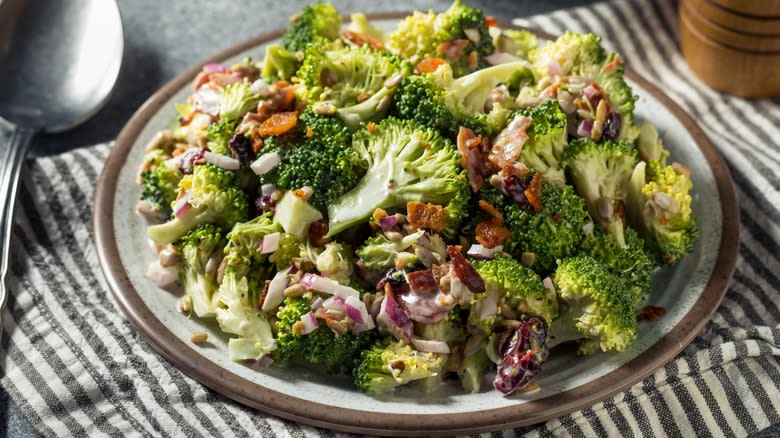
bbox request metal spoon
[0,0,124,336]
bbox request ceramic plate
[94,16,739,436]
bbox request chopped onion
[251,79,277,97]
[310,296,324,309]
[463,28,481,43]
[378,215,397,232]
[466,244,504,259]
[377,292,413,341]
[577,119,593,137]
[248,355,274,368]
[299,312,319,335]
[202,63,228,74]
[582,221,595,236]
[250,152,281,175]
[260,232,280,254]
[194,84,221,116]
[583,84,598,100]
[344,295,367,324]
[412,337,450,354]
[261,183,276,197]
[145,260,179,288]
[173,191,193,218]
[261,267,291,312]
[547,59,562,77]
[485,52,523,65]
[322,295,345,311]
[299,273,360,299]
[479,291,498,321]
[204,151,240,171]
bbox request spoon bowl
[0,0,124,335]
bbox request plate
[93,16,739,436]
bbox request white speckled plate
[94,16,739,436]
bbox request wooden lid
[685,0,780,35]
[681,0,780,52]
[710,0,780,17]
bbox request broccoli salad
[137,1,699,396]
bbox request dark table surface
[2,1,594,436]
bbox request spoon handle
[0,126,34,338]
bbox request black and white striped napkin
[2,0,779,436]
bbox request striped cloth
[2,0,779,436]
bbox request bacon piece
[638,305,666,322]
[489,115,531,169]
[457,127,497,192]
[523,172,543,213]
[407,201,448,232]
[407,269,438,294]
[478,199,503,224]
[416,57,447,74]
[475,220,512,249]
[446,246,486,293]
[308,222,329,247]
[256,111,298,137]
[436,39,469,60]
[340,30,386,50]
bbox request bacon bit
[416,57,447,74]
[490,115,531,169]
[306,127,315,138]
[457,127,496,192]
[407,201,448,232]
[446,246,486,293]
[172,143,189,157]
[603,54,623,74]
[390,360,405,372]
[467,51,478,69]
[475,220,512,249]
[485,15,497,27]
[366,122,377,133]
[277,86,296,111]
[638,305,666,322]
[257,280,271,310]
[252,137,264,154]
[407,269,438,293]
[256,111,298,137]
[340,30,386,50]
[437,39,470,60]
[274,80,290,89]
[308,222,329,247]
[552,213,562,223]
[523,173,543,213]
[478,199,503,224]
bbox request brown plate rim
[93,14,739,436]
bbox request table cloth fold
[2,0,780,436]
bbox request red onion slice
[204,151,240,171]
[322,295,346,311]
[412,337,450,354]
[260,232,280,254]
[344,296,366,324]
[583,84,598,100]
[299,312,319,335]
[378,215,398,232]
[377,292,413,341]
[299,273,360,299]
[173,191,193,218]
[194,84,221,116]
[202,63,228,74]
[466,244,504,259]
[577,119,593,138]
[250,152,281,175]
[261,266,292,312]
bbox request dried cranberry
[602,112,622,141]
[179,147,206,174]
[254,194,275,215]
[493,316,549,394]
[228,134,254,163]
[376,268,409,294]
[503,174,533,211]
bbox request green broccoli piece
[388,0,494,77]
[275,297,375,373]
[357,232,425,271]
[578,226,655,308]
[563,138,638,248]
[219,80,261,121]
[269,233,302,270]
[295,44,411,128]
[214,213,281,361]
[394,61,529,137]
[626,159,698,265]
[139,160,182,219]
[147,164,249,245]
[259,109,365,213]
[282,2,342,53]
[550,256,638,354]
[206,118,238,155]
[515,100,568,184]
[472,255,558,325]
[346,13,385,42]
[494,29,538,60]
[353,339,446,393]
[459,348,489,394]
[485,176,588,274]
[327,118,469,236]
[175,224,227,318]
[261,44,300,83]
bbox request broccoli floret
[282,2,342,53]
[259,109,365,213]
[394,61,529,137]
[578,226,655,308]
[307,241,355,285]
[327,118,468,236]
[273,190,323,239]
[219,80,261,121]
[459,348,489,394]
[269,233,302,270]
[626,159,698,264]
[472,255,558,325]
[175,224,227,318]
[147,164,249,245]
[388,0,494,77]
[261,44,299,83]
[275,297,375,373]
[563,138,638,247]
[214,213,281,361]
[485,175,588,274]
[346,13,386,42]
[493,29,538,60]
[206,118,238,155]
[550,256,638,354]
[296,44,411,128]
[353,339,446,393]
[140,161,182,218]
[357,232,424,271]
[515,100,568,184]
